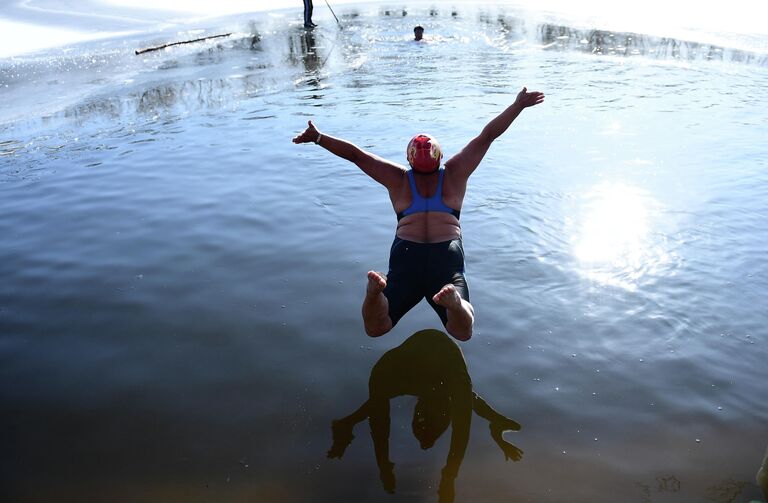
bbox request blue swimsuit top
[396,168,461,221]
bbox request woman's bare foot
[362,271,392,337]
[433,284,462,309]
[433,284,474,341]
[367,270,387,294]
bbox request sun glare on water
[571,182,671,290]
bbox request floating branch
[135,33,233,55]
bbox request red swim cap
[407,134,442,174]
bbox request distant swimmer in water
[293,87,544,341]
[414,25,424,41]
[327,329,523,502]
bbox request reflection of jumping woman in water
[327,329,523,503]
[293,88,544,341]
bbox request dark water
[1,3,768,502]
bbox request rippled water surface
[2,3,768,502]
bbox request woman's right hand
[292,120,321,144]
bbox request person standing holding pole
[303,0,316,28]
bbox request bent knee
[365,327,391,338]
[455,331,473,342]
[365,321,393,338]
[447,326,472,342]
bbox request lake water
[1,2,768,502]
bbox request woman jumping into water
[293,87,544,341]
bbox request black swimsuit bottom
[383,237,469,326]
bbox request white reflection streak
[573,183,657,290]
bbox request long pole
[135,33,232,55]
[323,0,343,29]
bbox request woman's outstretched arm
[445,87,545,179]
[293,120,405,188]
